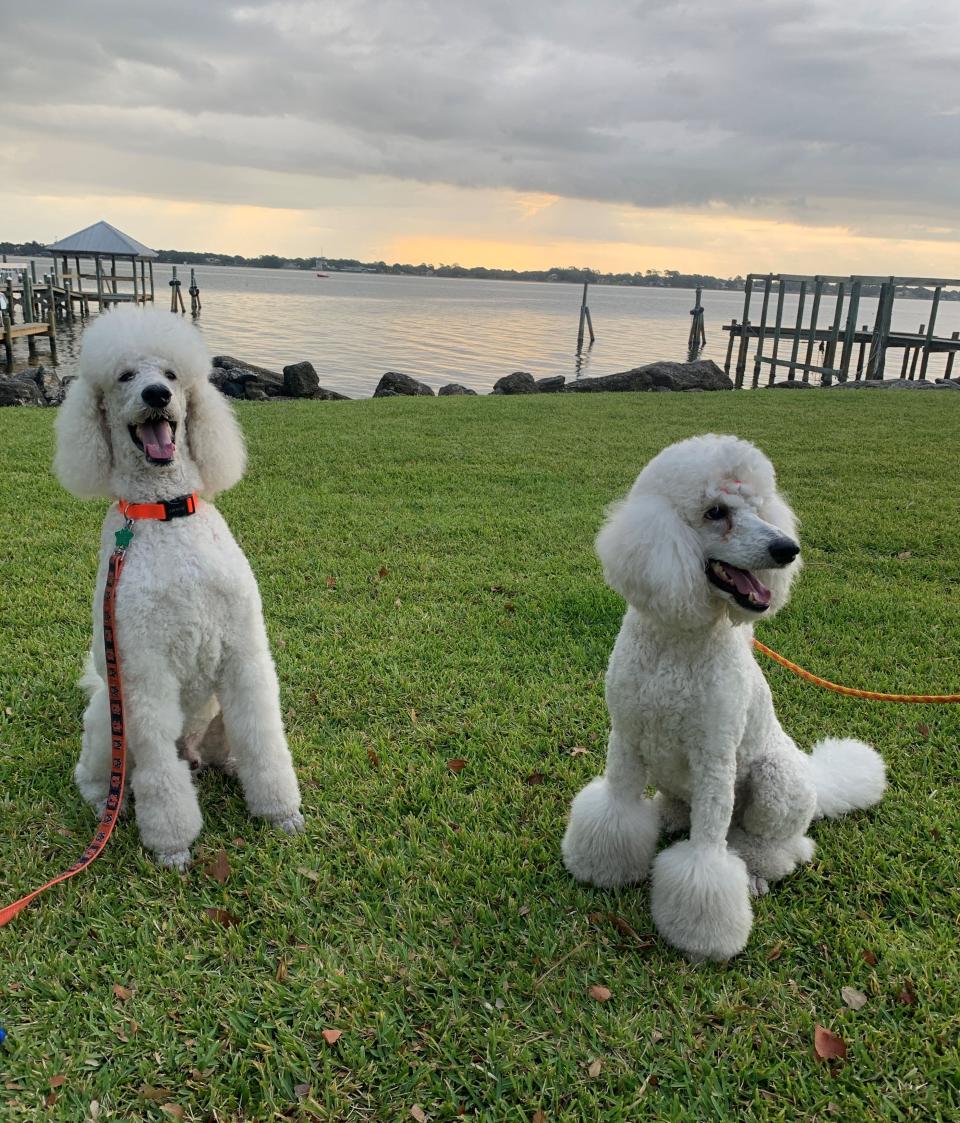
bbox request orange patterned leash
[753,639,960,704]
[0,538,130,927]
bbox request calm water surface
[15,264,960,396]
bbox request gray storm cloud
[2,0,958,237]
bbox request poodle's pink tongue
[728,566,771,605]
[137,419,175,462]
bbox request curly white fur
[56,306,303,868]
[562,434,886,961]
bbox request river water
[10,264,960,396]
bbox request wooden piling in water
[576,282,595,351]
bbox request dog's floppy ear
[596,494,711,627]
[54,377,113,498]
[186,376,246,497]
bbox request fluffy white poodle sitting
[55,306,304,869]
[562,434,886,961]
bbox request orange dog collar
[117,492,199,521]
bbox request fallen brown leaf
[204,907,241,927]
[294,1082,311,1099]
[276,959,289,983]
[297,866,320,882]
[589,985,612,1003]
[378,565,390,579]
[112,984,132,1002]
[862,949,878,966]
[367,749,381,767]
[447,758,467,773]
[49,1076,66,1089]
[587,1058,602,1078]
[410,1107,427,1123]
[409,707,418,724]
[898,983,917,1006]
[325,575,337,588]
[896,550,913,560]
[203,849,231,885]
[45,1092,58,1109]
[141,1086,174,1102]
[525,771,545,786]
[55,827,76,838]
[917,722,930,739]
[841,986,867,1010]
[569,746,588,757]
[161,1107,185,1121]
[322,1028,343,1045]
[531,1111,547,1123]
[814,1025,847,1062]
[518,905,531,917]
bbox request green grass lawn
[1,391,959,1122]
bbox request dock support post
[576,282,595,351]
[2,312,12,365]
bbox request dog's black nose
[141,383,172,409]
[768,537,800,565]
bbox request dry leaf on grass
[766,944,784,962]
[898,983,918,1006]
[322,1028,343,1045]
[294,1082,311,1098]
[569,746,588,757]
[204,907,241,927]
[814,1025,847,1062]
[378,566,390,579]
[367,749,381,767]
[49,1076,66,1089]
[325,575,337,588]
[297,867,321,882]
[862,949,878,966]
[841,986,867,1010]
[532,1112,547,1123]
[161,1107,185,1121]
[112,984,132,1002]
[587,1058,602,1078]
[589,984,612,1003]
[447,758,467,773]
[141,1086,174,1101]
[525,771,545,785]
[276,960,289,983]
[410,1107,427,1123]
[203,849,231,885]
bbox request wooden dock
[723,273,960,387]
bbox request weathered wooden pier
[723,274,960,387]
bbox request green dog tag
[115,527,134,550]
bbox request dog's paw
[275,811,305,835]
[156,848,192,871]
[748,875,769,898]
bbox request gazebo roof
[46,221,158,259]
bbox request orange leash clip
[0,542,129,927]
[753,639,960,704]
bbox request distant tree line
[2,239,954,298]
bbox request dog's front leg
[123,664,203,870]
[217,645,304,834]
[649,746,752,961]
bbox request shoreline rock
[564,359,732,393]
[373,371,435,397]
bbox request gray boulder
[0,377,43,406]
[283,360,320,398]
[313,386,351,401]
[492,371,538,395]
[830,378,943,390]
[438,383,477,396]
[13,366,63,404]
[535,376,566,393]
[935,378,960,389]
[767,380,814,389]
[565,359,732,393]
[245,385,270,401]
[212,355,284,397]
[373,371,434,397]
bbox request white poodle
[54,306,304,869]
[562,434,886,961]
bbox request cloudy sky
[2,0,958,275]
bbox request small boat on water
[315,254,328,278]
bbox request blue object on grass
[0,1026,6,1044]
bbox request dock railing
[723,274,960,387]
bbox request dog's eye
[118,370,135,383]
[164,369,177,381]
[704,505,729,521]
